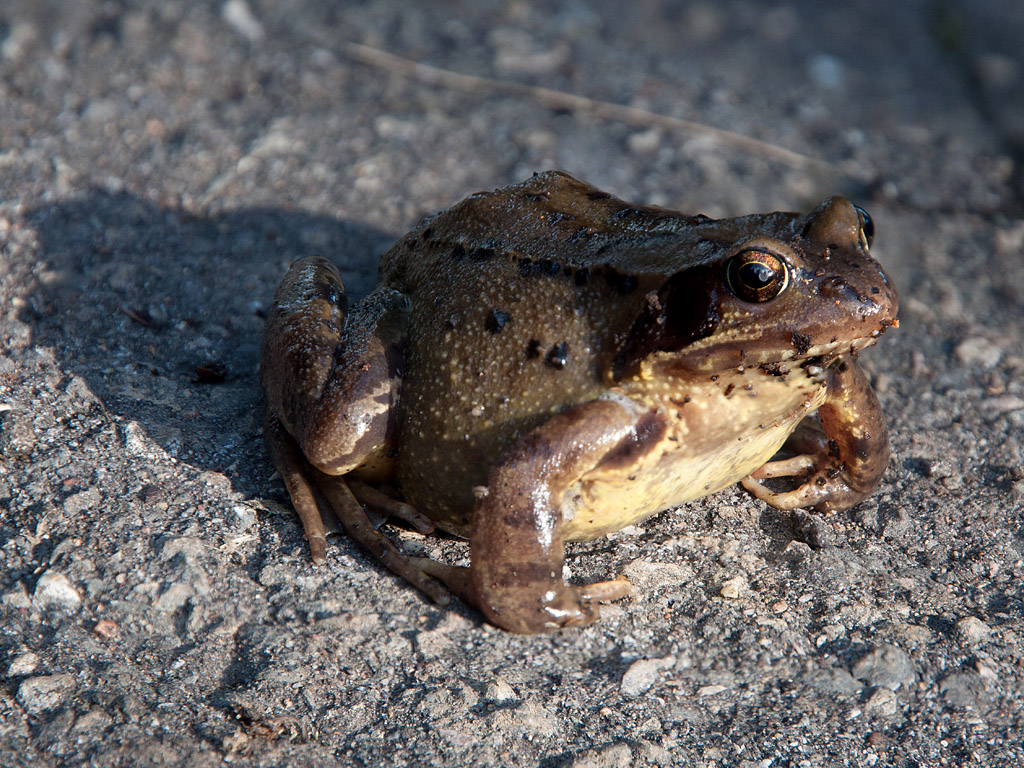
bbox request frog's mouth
[789,313,899,364]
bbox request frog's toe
[741,471,830,510]
[349,480,435,534]
[748,455,817,480]
[577,576,631,602]
[314,477,450,606]
[743,464,869,513]
[409,558,474,604]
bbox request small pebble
[851,644,915,691]
[484,678,518,704]
[864,686,898,717]
[6,651,39,677]
[33,571,82,612]
[955,616,992,645]
[954,337,1002,369]
[93,619,119,640]
[720,576,746,599]
[16,675,75,713]
[620,655,675,697]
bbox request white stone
[33,571,82,611]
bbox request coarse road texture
[1,1,1022,766]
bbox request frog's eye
[854,205,874,249]
[725,249,789,303]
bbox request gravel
[1,1,1023,766]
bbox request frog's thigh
[470,398,647,634]
[298,287,407,474]
[263,256,403,475]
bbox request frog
[260,171,898,634]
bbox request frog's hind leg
[312,472,450,606]
[264,411,329,564]
[348,479,435,534]
[265,410,449,604]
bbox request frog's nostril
[819,276,850,300]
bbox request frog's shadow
[23,190,396,500]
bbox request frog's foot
[348,479,435,534]
[313,474,450,606]
[408,559,475,604]
[741,453,871,513]
[411,559,631,629]
[499,583,629,633]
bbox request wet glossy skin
[261,171,898,633]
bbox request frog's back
[380,171,781,284]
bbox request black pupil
[855,205,874,240]
[741,261,776,288]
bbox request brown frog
[261,171,898,634]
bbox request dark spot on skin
[849,434,872,462]
[574,268,590,286]
[485,309,511,334]
[469,246,495,261]
[312,276,345,312]
[724,383,735,397]
[586,190,612,200]
[601,266,638,294]
[518,258,562,277]
[451,243,467,260]
[792,332,813,355]
[421,227,433,241]
[759,362,790,377]
[526,339,543,359]
[545,342,569,369]
[568,227,597,243]
[597,410,669,471]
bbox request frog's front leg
[742,357,890,513]
[261,256,448,604]
[464,399,650,633]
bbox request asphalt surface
[1,1,1023,766]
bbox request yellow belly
[562,381,828,541]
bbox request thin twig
[340,41,830,171]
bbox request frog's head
[613,197,898,380]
